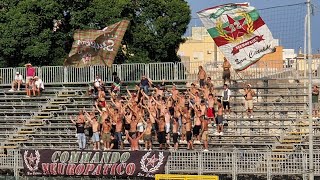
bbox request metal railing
[1,149,319,180]
[0,59,319,86]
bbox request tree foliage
[0,0,191,67]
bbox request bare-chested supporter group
[70,63,256,152]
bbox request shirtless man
[244,84,255,118]
[171,85,179,103]
[156,116,166,150]
[200,115,209,151]
[207,94,215,125]
[198,66,207,88]
[143,118,153,150]
[193,109,202,144]
[172,117,179,150]
[110,108,120,134]
[200,85,210,100]
[189,83,199,96]
[123,108,132,143]
[222,57,231,85]
[129,115,138,138]
[115,117,123,149]
[199,100,207,117]
[84,111,100,150]
[180,107,189,143]
[101,119,112,150]
[97,88,106,107]
[125,131,145,151]
[146,102,158,141]
[185,116,193,150]
[215,99,224,136]
[155,84,164,97]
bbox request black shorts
[124,124,130,131]
[88,127,93,137]
[199,79,205,87]
[169,107,174,116]
[223,70,231,80]
[158,131,166,144]
[223,101,230,109]
[173,133,179,144]
[111,125,116,134]
[193,125,201,136]
[186,131,192,142]
[153,123,158,131]
[129,132,136,138]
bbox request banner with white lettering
[64,20,129,67]
[21,149,169,178]
[197,3,275,71]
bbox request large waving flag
[197,3,275,71]
[64,20,129,67]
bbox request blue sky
[186,0,320,53]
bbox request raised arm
[141,89,149,99]
[69,116,76,125]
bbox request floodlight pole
[307,0,313,180]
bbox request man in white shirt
[221,84,231,117]
[34,76,44,96]
[9,72,23,91]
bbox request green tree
[0,0,191,67]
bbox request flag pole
[307,0,313,180]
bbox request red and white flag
[198,3,275,71]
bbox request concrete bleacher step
[0,142,19,149]
[279,139,302,143]
[58,91,79,97]
[33,112,52,119]
[288,131,309,135]
[17,128,35,134]
[42,105,61,111]
[272,144,294,152]
[25,119,45,126]
[8,135,28,142]
[50,99,70,104]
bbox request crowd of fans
[70,63,259,152]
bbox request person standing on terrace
[243,84,256,118]
[139,75,152,93]
[70,110,86,150]
[198,66,207,88]
[222,57,231,85]
[25,63,35,88]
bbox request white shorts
[137,123,144,133]
[26,76,33,84]
[166,123,170,133]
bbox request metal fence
[1,149,320,180]
[0,59,319,86]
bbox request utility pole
[307,0,313,180]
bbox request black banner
[21,149,169,178]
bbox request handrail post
[63,66,68,83]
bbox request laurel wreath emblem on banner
[140,152,164,173]
[24,150,40,172]
[217,12,254,43]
